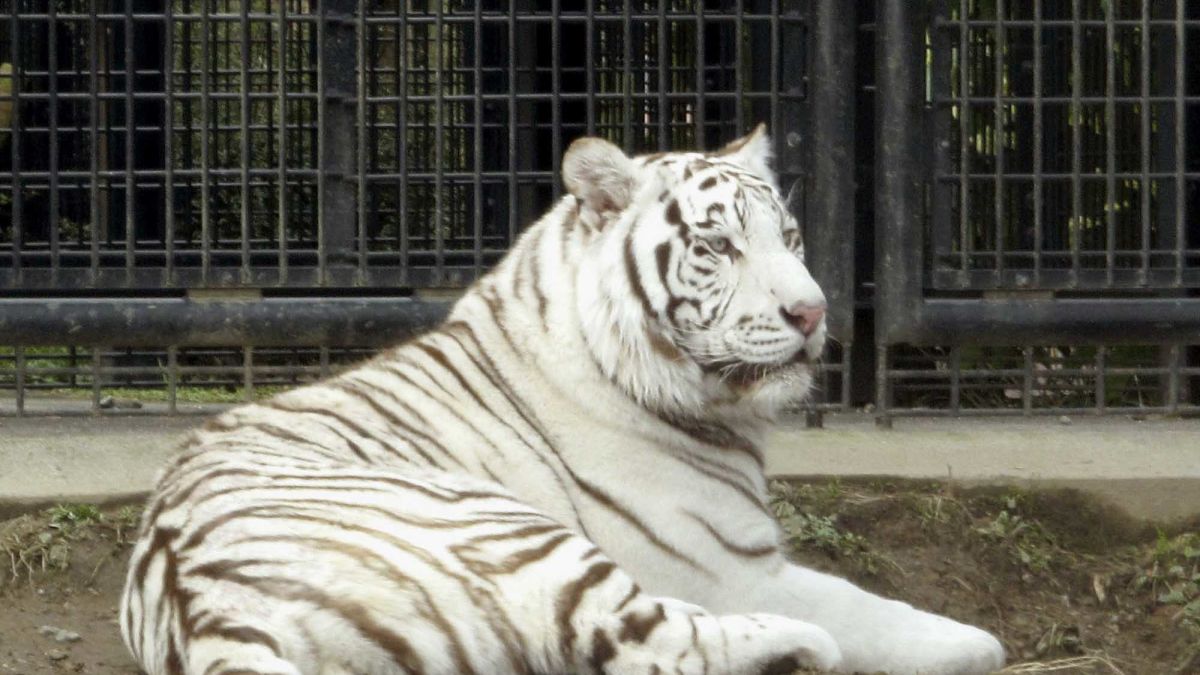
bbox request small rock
[1057,415,1071,425]
[97,395,115,409]
[37,626,80,644]
[862,403,876,414]
[45,650,68,662]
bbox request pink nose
[781,302,826,337]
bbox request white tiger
[121,127,1006,675]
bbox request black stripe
[624,233,657,320]
[564,466,714,578]
[685,511,778,558]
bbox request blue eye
[710,237,731,255]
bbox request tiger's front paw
[723,614,843,674]
[856,613,1005,675]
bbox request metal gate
[871,0,1199,422]
[0,0,1196,418]
[0,1,857,415]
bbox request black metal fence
[0,0,1196,419]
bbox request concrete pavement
[1,411,1197,521]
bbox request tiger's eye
[710,237,731,255]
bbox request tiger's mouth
[719,350,813,391]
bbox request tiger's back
[121,128,1005,675]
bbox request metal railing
[1,0,857,415]
[0,0,1195,419]
[871,0,1198,421]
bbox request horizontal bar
[7,11,801,23]
[0,297,450,347]
[935,96,1200,105]
[934,18,1200,27]
[880,405,1200,418]
[903,298,1200,345]
[929,268,1200,291]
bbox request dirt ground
[0,482,1196,675]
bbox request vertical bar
[875,0,927,345]
[874,344,892,428]
[949,346,961,412]
[1138,0,1150,284]
[167,346,178,415]
[319,346,331,378]
[656,0,667,150]
[6,0,20,285]
[1095,346,1106,415]
[694,1,705,144]
[930,0,955,273]
[243,347,254,402]
[356,0,368,282]
[200,0,211,284]
[472,2,484,274]
[398,9,409,282]
[164,1,176,286]
[47,0,60,284]
[768,1,780,145]
[1172,1,1184,286]
[277,0,289,284]
[551,0,562,196]
[89,3,101,284]
[1166,345,1181,414]
[237,0,252,281]
[1032,0,1043,286]
[239,0,252,284]
[622,1,632,146]
[840,349,852,411]
[734,0,745,130]
[810,0,857,352]
[124,0,136,284]
[433,3,445,282]
[958,0,970,279]
[1103,0,1115,287]
[91,349,102,413]
[1021,346,1033,414]
[14,347,25,417]
[318,0,358,285]
[992,0,1005,284]
[507,7,518,244]
[585,0,596,136]
[1069,0,1081,287]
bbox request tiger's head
[564,126,828,420]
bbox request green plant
[973,506,1058,575]
[48,504,104,529]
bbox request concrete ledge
[1,413,1197,522]
[766,414,1200,522]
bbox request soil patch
[0,482,1196,674]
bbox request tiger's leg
[453,503,843,674]
[126,466,841,675]
[731,562,1004,675]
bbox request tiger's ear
[715,123,774,182]
[563,137,636,216]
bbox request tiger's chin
[706,357,817,422]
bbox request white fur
[122,129,1004,675]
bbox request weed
[48,503,104,529]
[973,508,1058,574]
[771,486,896,577]
[1134,531,1200,662]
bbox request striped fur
[122,127,1004,675]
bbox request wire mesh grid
[0,344,377,415]
[928,0,1200,291]
[0,0,812,289]
[879,342,1199,417]
[0,342,849,416]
